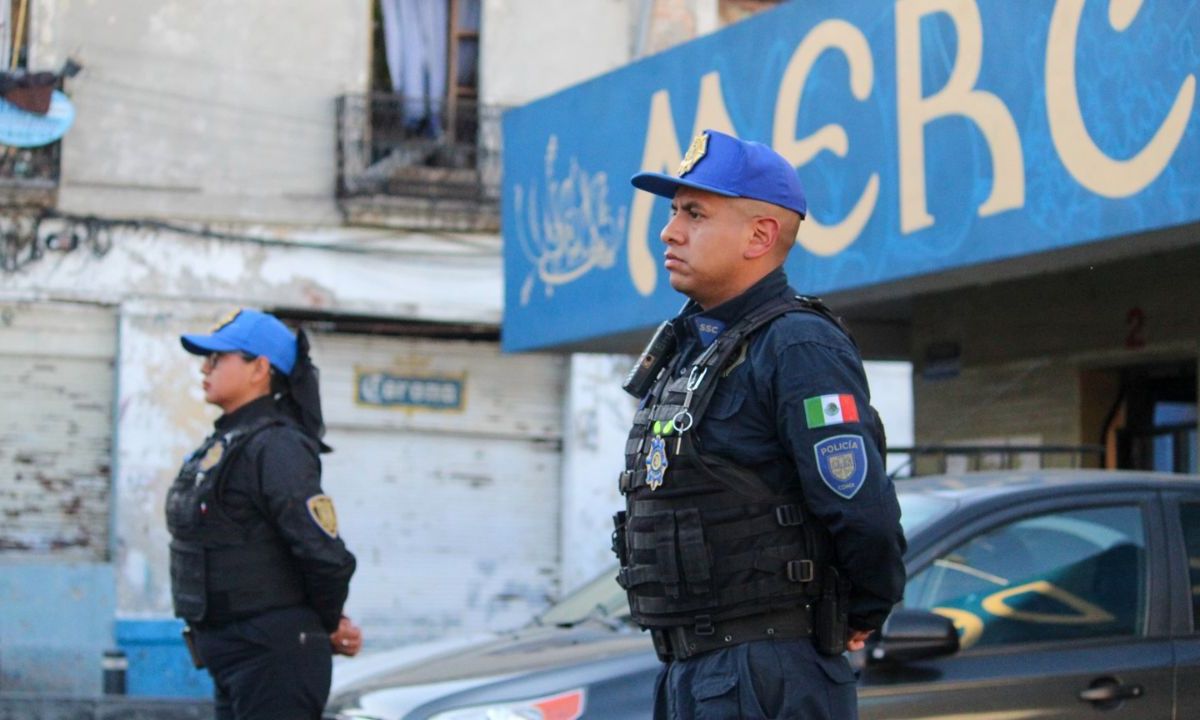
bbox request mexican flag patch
[804,394,859,428]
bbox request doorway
[1097,360,1198,473]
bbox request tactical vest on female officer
[166,415,307,626]
[614,294,882,660]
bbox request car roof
[894,469,1200,505]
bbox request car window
[1178,503,1200,630]
[905,504,1146,650]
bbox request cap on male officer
[180,308,297,375]
[631,129,807,219]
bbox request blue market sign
[501,0,1199,352]
[356,370,465,412]
[0,90,74,147]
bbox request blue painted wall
[0,564,209,697]
[501,0,1200,351]
[0,563,114,693]
[115,619,213,698]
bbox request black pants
[194,606,332,720]
[654,638,858,719]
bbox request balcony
[336,94,502,232]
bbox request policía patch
[813,434,868,499]
[306,494,339,538]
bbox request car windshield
[897,491,957,536]
[536,567,630,626]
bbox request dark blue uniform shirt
[665,268,905,631]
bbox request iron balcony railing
[336,94,501,205]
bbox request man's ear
[744,215,780,260]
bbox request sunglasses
[202,351,259,369]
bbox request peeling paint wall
[114,300,227,616]
[0,301,115,560]
[3,226,502,325]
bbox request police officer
[614,130,906,719]
[166,309,360,720]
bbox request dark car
[328,470,1200,719]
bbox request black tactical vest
[614,294,883,631]
[166,415,307,625]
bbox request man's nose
[661,215,684,245]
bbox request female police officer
[166,308,360,720]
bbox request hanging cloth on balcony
[379,0,447,138]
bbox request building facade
[0,0,696,695]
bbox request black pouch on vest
[814,566,849,656]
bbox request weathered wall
[114,300,225,617]
[30,0,369,225]
[481,0,636,107]
[0,302,120,691]
[559,354,636,592]
[2,224,502,324]
[0,301,115,560]
[310,331,566,643]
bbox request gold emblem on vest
[678,133,709,176]
[198,442,224,472]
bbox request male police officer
[615,130,905,719]
[167,309,360,720]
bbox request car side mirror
[867,609,960,665]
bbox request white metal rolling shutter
[0,302,116,560]
[308,331,566,646]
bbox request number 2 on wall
[1125,307,1146,349]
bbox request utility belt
[649,605,813,662]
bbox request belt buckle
[694,614,714,636]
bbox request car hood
[327,621,652,717]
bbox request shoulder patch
[813,434,868,499]
[306,494,339,538]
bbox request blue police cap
[181,309,297,375]
[631,130,807,218]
